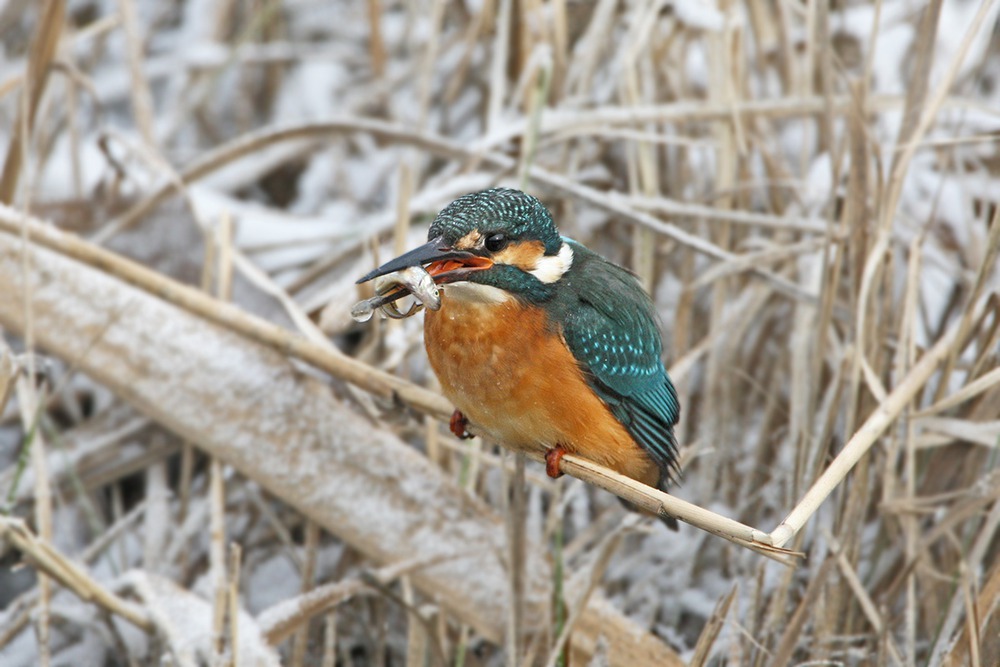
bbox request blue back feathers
[554,240,681,486]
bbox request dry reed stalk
[504,450,528,667]
[920,365,1000,417]
[0,0,64,204]
[884,0,995,226]
[228,542,243,667]
[941,556,1000,667]
[552,453,796,562]
[441,6,486,108]
[177,441,195,522]
[0,516,154,632]
[769,557,835,667]
[487,0,513,133]
[115,0,156,147]
[385,164,416,371]
[620,11,657,293]
[415,0,445,130]
[516,55,550,188]
[621,193,826,231]
[141,458,168,572]
[481,93,996,150]
[813,0,834,155]
[64,59,82,198]
[207,212,234,664]
[770,294,987,548]
[934,207,1000,405]
[209,457,228,660]
[259,578,370,647]
[321,611,337,667]
[400,578,420,667]
[898,233,926,667]
[0,339,16,413]
[564,0,613,97]
[366,0,386,78]
[0,497,148,653]
[290,520,320,667]
[929,496,1000,663]
[548,0,567,93]
[689,586,737,667]
[823,529,903,664]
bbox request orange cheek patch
[494,240,545,271]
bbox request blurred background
[0,0,999,665]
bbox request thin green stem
[2,385,45,514]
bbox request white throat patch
[442,281,512,304]
[529,241,574,284]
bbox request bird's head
[357,188,573,304]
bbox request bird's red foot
[545,446,567,478]
[449,410,473,439]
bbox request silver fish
[351,265,441,322]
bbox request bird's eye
[485,233,508,252]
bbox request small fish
[351,265,441,322]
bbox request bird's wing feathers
[556,245,681,484]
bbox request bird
[358,188,681,521]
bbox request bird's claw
[449,410,473,439]
[545,447,566,479]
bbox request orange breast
[424,293,659,487]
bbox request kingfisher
[358,188,681,517]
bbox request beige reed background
[0,1,999,666]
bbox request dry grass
[1,1,999,665]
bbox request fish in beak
[356,235,493,285]
[351,236,494,321]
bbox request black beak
[356,236,479,284]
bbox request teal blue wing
[555,244,680,485]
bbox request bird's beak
[356,235,493,285]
